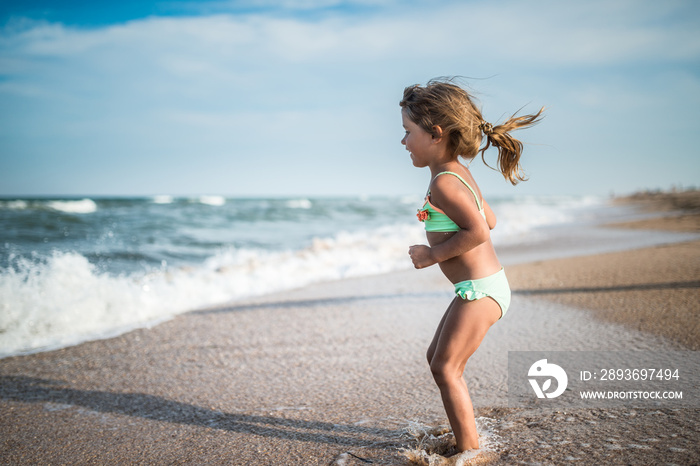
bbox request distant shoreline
[613,187,700,212]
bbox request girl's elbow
[477,227,491,244]
[469,223,491,245]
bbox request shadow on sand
[0,375,403,453]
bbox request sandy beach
[1,191,699,465]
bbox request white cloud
[3,1,697,82]
[0,0,698,196]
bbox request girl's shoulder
[431,170,483,209]
[431,170,478,193]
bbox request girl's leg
[426,298,458,365]
[429,297,501,451]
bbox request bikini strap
[434,171,483,211]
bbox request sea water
[0,193,681,358]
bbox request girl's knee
[430,358,463,386]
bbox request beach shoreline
[1,191,698,465]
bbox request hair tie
[479,121,493,135]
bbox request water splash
[400,418,501,465]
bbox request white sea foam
[0,200,29,210]
[400,417,500,465]
[285,198,312,209]
[0,224,425,357]
[400,195,421,205]
[198,195,226,206]
[490,196,600,245]
[152,195,174,204]
[45,198,97,214]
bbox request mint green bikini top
[417,171,486,232]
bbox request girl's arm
[409,228,486,268]
[409,176,491,269]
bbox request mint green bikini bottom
[454,268,511,319]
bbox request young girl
[400,79,543,453]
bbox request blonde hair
[399,79,544,184]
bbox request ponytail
[401,79,544,185]
[479,108,544,185]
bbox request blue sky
[1,0,698,198]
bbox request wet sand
[1,191,699,465]
[507,240,700,350]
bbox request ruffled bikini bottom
[454,268,511,319]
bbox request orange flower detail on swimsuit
[416,209,429,222]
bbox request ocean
[0,193,648,358]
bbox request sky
[0,0,698,198]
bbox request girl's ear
[432,125,444,142]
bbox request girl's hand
[408,244,436,269]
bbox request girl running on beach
[401,79,543,453]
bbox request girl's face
[401,110,435,168]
